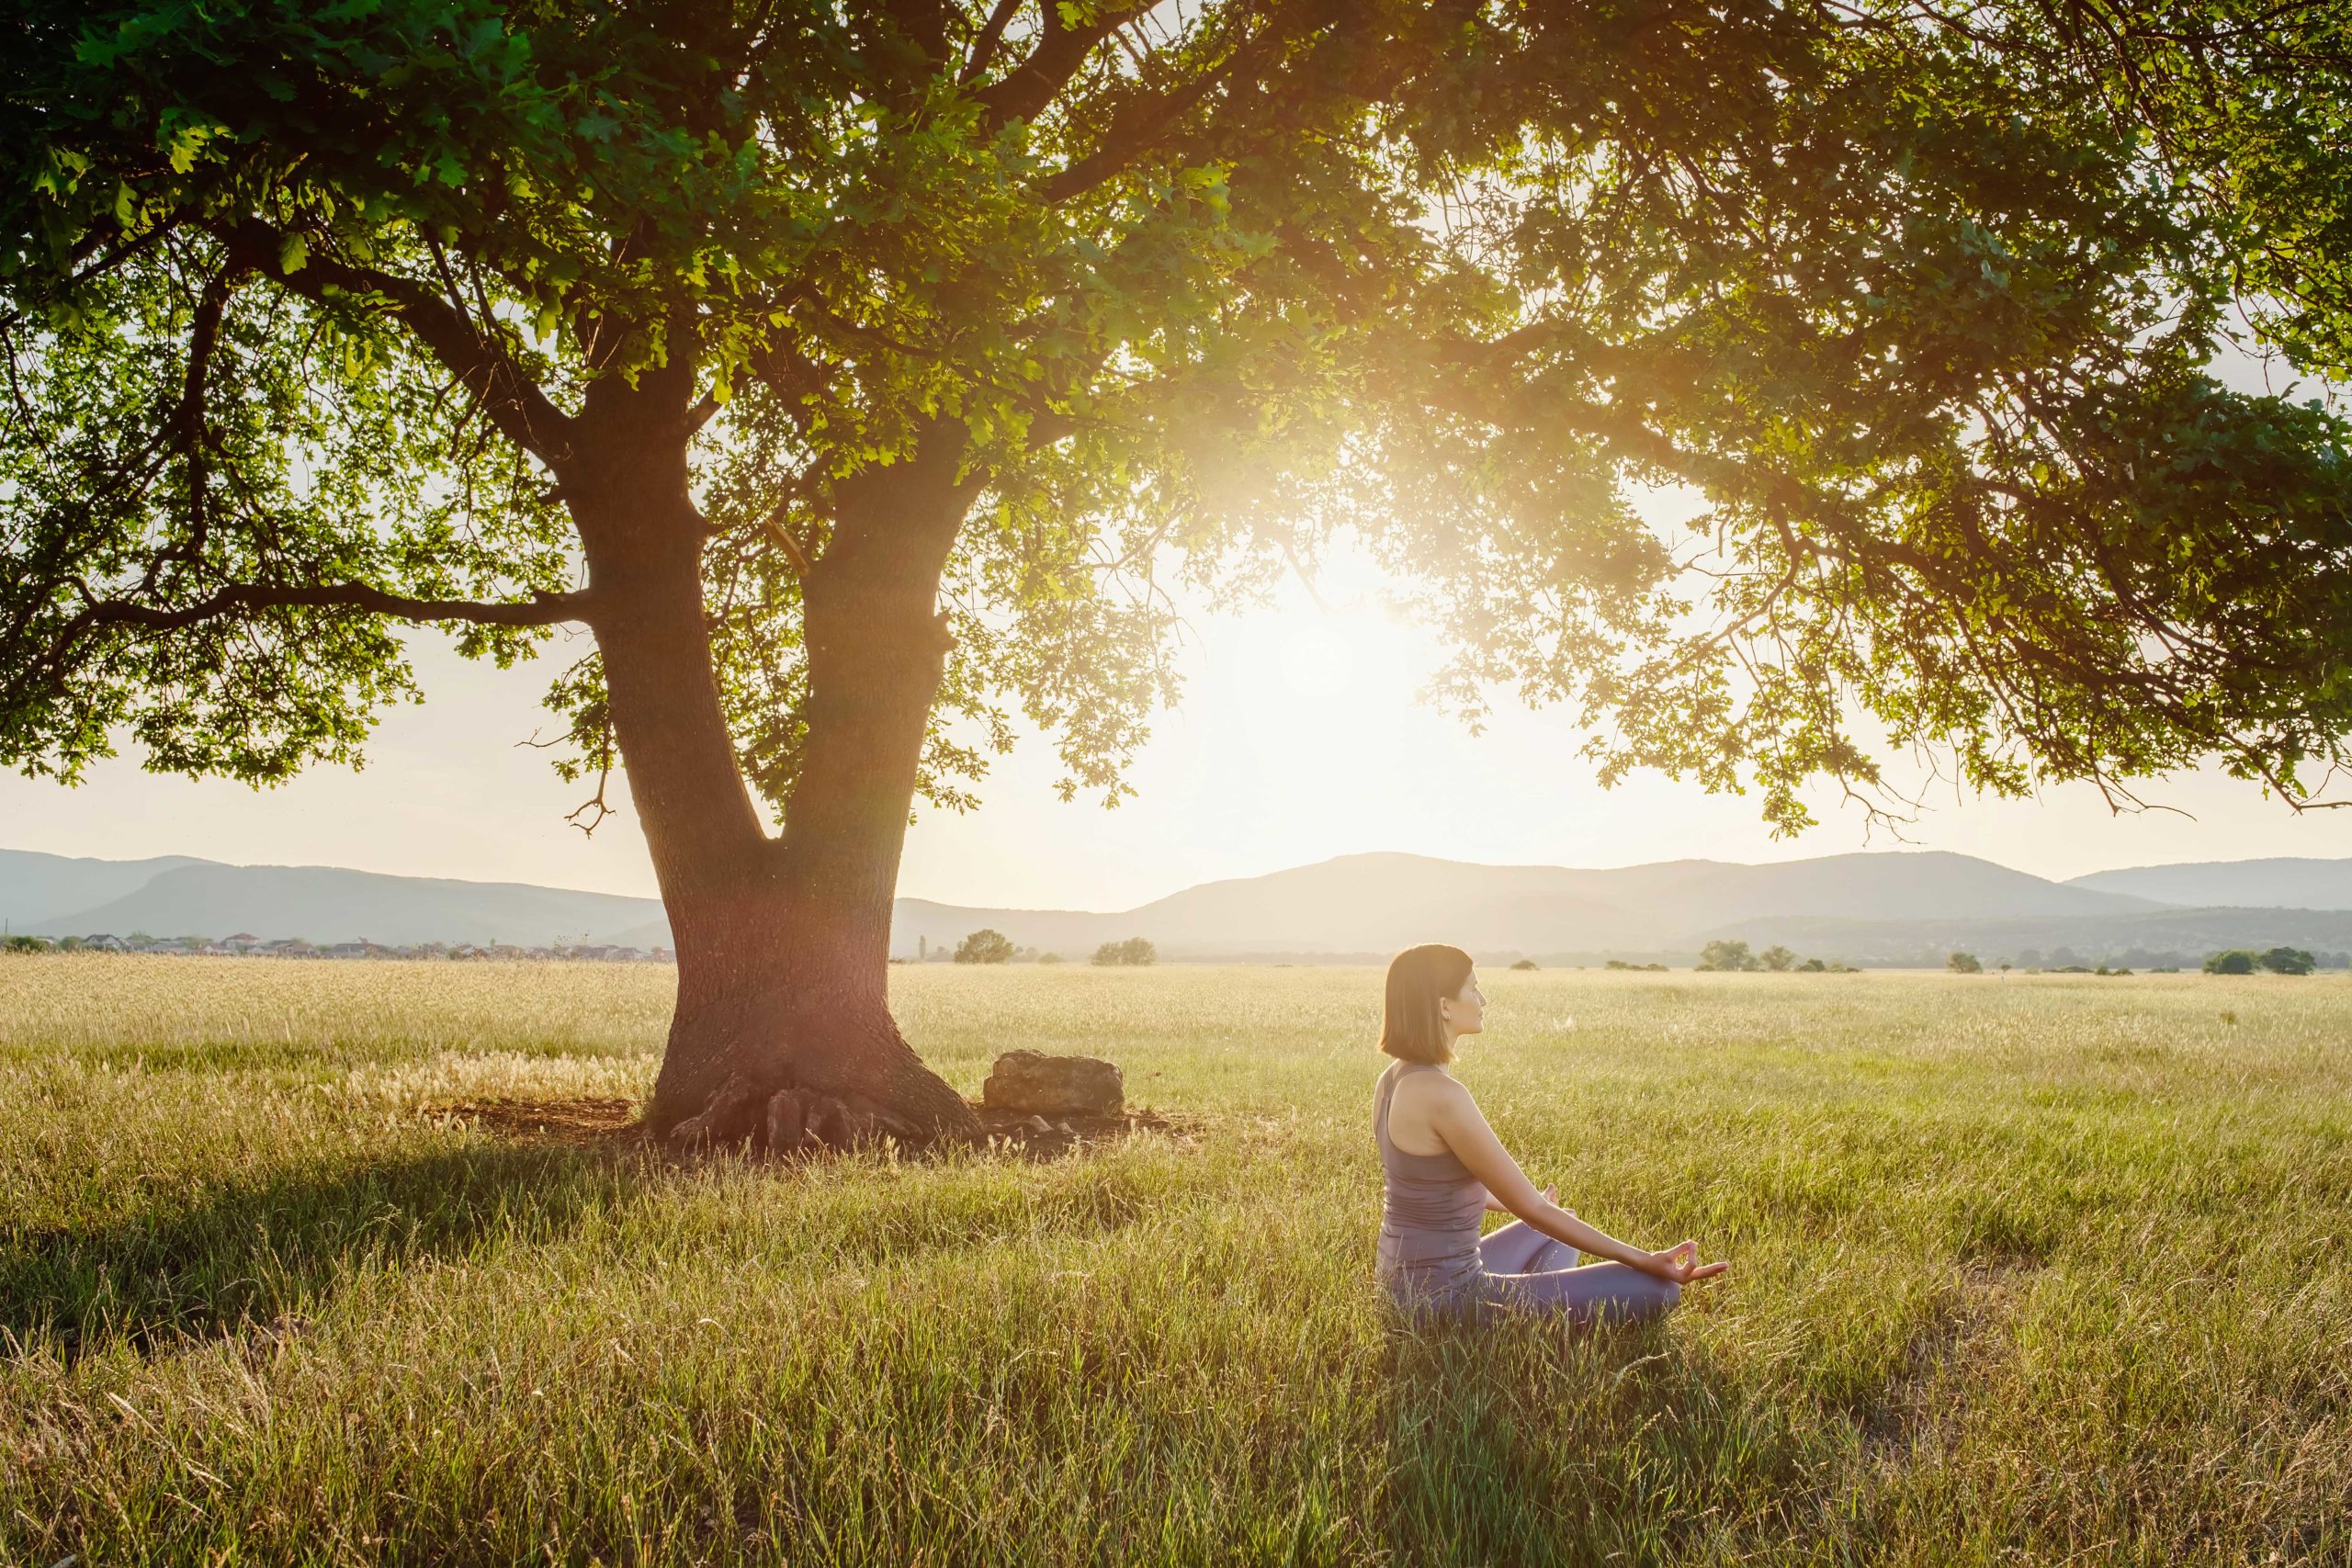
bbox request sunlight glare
[1279,624,1355,699]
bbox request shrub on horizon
[1696,940,1758,972]
[954,929,1015,965]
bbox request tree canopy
[1697,939,1758,973]
[953,926,1013,964]
[1091,936,1155,966]
[6,0,2352,879]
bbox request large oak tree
[7,0,2352,1144]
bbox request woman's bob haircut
[1380,943,1476,1065]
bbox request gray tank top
[1374,1062,1488,1303]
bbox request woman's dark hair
[1380,943,1476,1064]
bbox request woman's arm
[1485,1181,1556,1214]
[1428,1080,1726,1284]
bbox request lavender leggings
[1468,1219,1682,1326]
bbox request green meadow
[2,956,2346,1565]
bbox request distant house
[56,931,686,959]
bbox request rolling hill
[10,843,2352,964]
[887,851,2160,959]
[2065,857,2352,910]
[0,851,214,931]
[7,852,662,947]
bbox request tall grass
[2,957,2346,1563]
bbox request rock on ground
[981,1050,1124,1118]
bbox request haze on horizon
[7,536,2352,912]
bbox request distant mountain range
[2064,856,2352,909]
[9,845,2352,964]
[3,852,664,949]
[14,846,2352,968]
[888,851,2352,965]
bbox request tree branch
[975,4,1148,130]
[0,227,170,333]
[142,270,238,594]
[1039,54,1239,202]
[79,581,596,634]
[1037,7,1333,203]
[217,218,578,469]
[747,333,826,401]
[762,510,816,578]
[959,0,1025,84]
[882,0,952,72]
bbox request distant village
[12,932,673,962]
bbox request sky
[9,336,2344,908]
[8,535,2352,912]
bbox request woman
[1374,942,1729,1325]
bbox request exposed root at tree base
[429,1094,1194,1162]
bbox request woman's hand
[1645,1239,1730,1285]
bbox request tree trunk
[732,422,989,1140]
[569,392,982,1149]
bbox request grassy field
[2,956,2347,1565]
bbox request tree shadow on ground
[436,1093,1201,1163]
[1379,1306,1803,1567]
[1,1140,638,1365]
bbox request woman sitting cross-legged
[1374,942,1729,1325]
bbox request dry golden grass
[2,956,2347,1564]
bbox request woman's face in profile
[1441,970,1486,1037]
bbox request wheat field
[2,956,2346,1565]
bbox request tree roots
[665,1072,930,1155]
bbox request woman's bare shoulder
[1389,1068,1476,1114]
